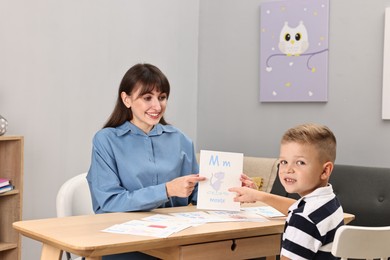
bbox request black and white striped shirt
[281,184,344,260]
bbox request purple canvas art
[259,0,329,102]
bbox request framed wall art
[259,0,330,102]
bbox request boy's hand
[229,186,258,203]
[240,174,258,190]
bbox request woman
[87,63,205,259]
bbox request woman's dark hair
[103,63,170,128]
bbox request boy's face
[278,141,329,197]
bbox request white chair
[331,225,390,260]
[56,172,94,260]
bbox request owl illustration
[278,21,309,56]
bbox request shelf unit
[0,136,23,260]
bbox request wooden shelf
[0,136,23,260]
[0,242,18,251]
[0,189,20,197]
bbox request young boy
[230,123,344,260]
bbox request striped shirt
[281,184,344,260]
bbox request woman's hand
[166,174,206,198]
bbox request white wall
[0,0,199,258]
[197,0,390,168]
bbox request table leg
[40,244,63,260]
[40,243,102,260]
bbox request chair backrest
[271,164,390,226]
[56,172,94,217]
[242,156,279,192]
[331,225,390,260]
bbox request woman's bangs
[137,80,169,97]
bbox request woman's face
[121,85,167,133]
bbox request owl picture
[278,21,309,56]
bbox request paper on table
[169,210,268,223]
[197,150,243,211]
[102,209,272,238]
[102,219,192,238]
[242,206,285,218]
[206,210,269,222]
[143,213,203,226]
[169,211,236,224]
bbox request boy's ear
[321,161,334,180]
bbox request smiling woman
[121,88,168,133]
[103,63,171,130]
[86,63,206,260]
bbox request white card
[197,150,243,211]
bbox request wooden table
[13,206,355,260]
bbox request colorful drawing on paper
[259,0,329,102]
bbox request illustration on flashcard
[210,172,225,191]
[260,0,329,102]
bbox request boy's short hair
[281,123,337,163]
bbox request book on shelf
[0,178,11,188]
[0,184,14,194]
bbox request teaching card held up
[197,150,243,211]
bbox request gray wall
[1,0,390,259]
[198,0,390,168]
[0,1,199,259]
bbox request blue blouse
[87,121,199,213]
